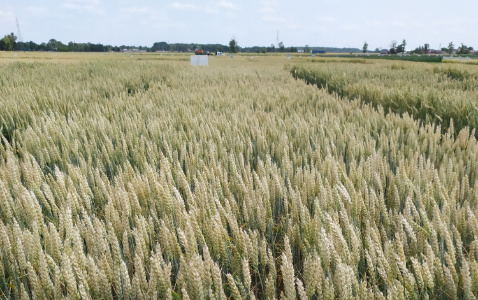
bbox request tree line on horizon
[11,32,474,55]
[362,39,475,55]
[1,32,364,54]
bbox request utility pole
[16,17,24,50]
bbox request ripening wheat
[0,52,477,299]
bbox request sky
[1,0,477,50]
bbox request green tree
[447,41,454,54]
[397,44,404,54]
[401,39,406,53]
[152,42,169,52]
[229,38,238,53]
[46,39,59,51]
[279,41,285,52]
[304,44,310,54]
[457,43,470,55]
[424,43,429,54]
[0,37,11,51]
[362,42,368,54]
[390,40,397,54]
[0,33,17,51]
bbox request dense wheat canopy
[1,52,478,299]
[291,60,478,137]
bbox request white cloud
[260,0,278,13]
[152,21,187,30]
[218,1,240,10]
[169,2,237,15]
[260,0,300,28]
[340,23,359,31]
[203,7,220,14]
[121,7,150,14]
[0,9,15,23]
[262,14,301,30]
[261,7,275,13]
[315,16,337,24]
[262,15,285,23]
[169,2,197,10]
[24,6,48,16]
[63,0,102,12]
[116,6,168,24]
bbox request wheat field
[291,60,478,137]
[1,52,478,299]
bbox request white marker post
[190,55,208,66]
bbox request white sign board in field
[190,55,208,66]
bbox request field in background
[1,52,478,299]
[291,60,478,137]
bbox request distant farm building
[121,49,147,53]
